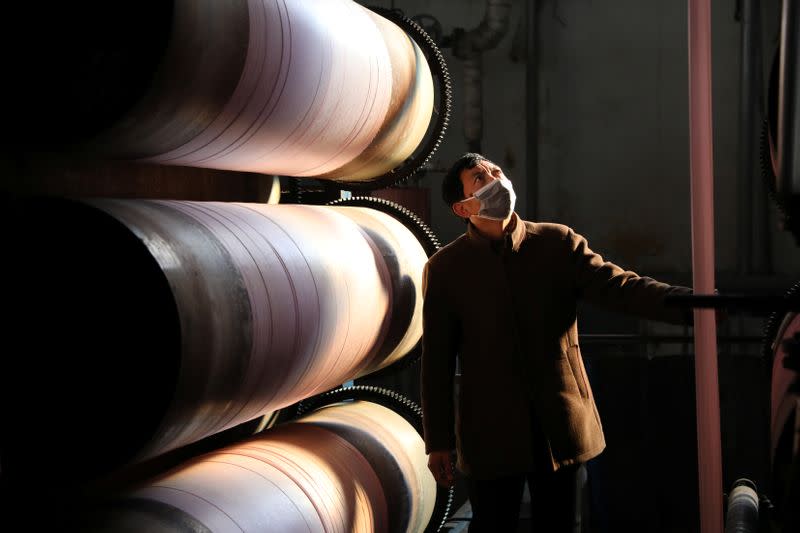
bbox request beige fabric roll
[82,402,435,533]
[95,0,434,182]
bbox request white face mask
[462,176,517,220]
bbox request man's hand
[427,450,455,487]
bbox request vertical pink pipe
[688,1,723,532]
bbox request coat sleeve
[420,260,459,453]
[566,227,693,325]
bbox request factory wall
[0,1,793,530]
[367,0,800,281]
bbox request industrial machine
[0,2,453,531]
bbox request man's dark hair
[442,152,488,208]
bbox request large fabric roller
[1,199,428,484]
[80,400,437,533]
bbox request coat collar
[466,212,527,252]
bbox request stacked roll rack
[1,0,452,531]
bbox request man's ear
[452,201,469,219]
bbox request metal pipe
[737,0,754,273]
[462,56,484,153]
[737,0,771,274]
[525,0,539,221]
[724,479,759,533]
[78,401,437,533]
[777,0,800,196]
[577,334,763,345]
[458,0,512,53]
[688,0,724,531]
[1,199,427,484]
[452,0,512,151]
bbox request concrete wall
[365,0,800,281]
[359,1,792,529]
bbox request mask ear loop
[456,195,480,218]
[471,178,498,199]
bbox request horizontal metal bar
[664,293,796,314]
[579,334,764,344]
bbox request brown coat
[420,216,691,478]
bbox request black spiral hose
[760,281,800,371]
[326,195,441,257]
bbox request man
[421,153,694,532]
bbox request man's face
[460,159,505,198]
[453,159,506,218]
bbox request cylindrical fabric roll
[80,402,435,533]
[328,206,424,368]
[1,199,427,482]
[91,0,434,182]
[313,11,434,181]
[297,401,437,533]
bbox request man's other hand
[427,449,455,487]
